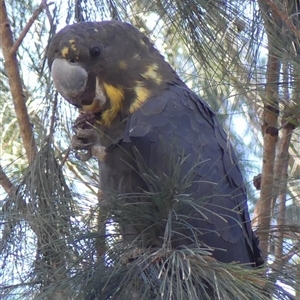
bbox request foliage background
[1,0,300,299]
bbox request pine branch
[0,164,15,196]
[0,0,39,163]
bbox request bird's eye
[89,46,101,58]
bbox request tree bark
[256,52,280,258]
[0,0,39,163]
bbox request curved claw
[72,127,100,145]
[75,149,93,161]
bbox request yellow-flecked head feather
[48,20,182,126]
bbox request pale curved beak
[51,58,88,107]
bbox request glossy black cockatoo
[47,20,263,267]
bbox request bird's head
[47,21,178,126]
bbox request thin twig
[264,0,300,39]
[60,147,71,166]
[48,91,58,140]
[44,0,54,27]
[281,241,300,263]
[0,164,15,196]
[10,0,48,55]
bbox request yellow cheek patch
[142,63,162,85]
[101,83,124,126]
[82,99,102,113]
[119,60,128,69]
[69,39,76,51]
[61,47,69,57]
[129,81,150,113]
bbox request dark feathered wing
[120,83,262,266]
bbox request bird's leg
[71,112,106,161]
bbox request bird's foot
[72,112,105,161]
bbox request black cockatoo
[47,20,263,268]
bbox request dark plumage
[48,20,263,267]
